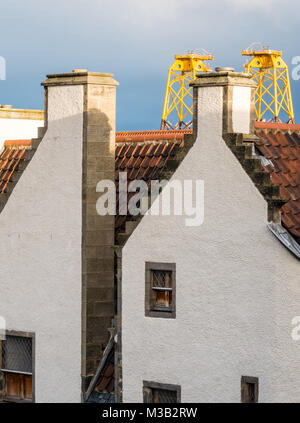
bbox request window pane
[24,375,33,399]
[154,388,177,403]
[1,336,32,374]
[155,290,172,308]
[152,270,172,288]
[4,372,33,400]
[5,373,22,398]
[151,270,173,309]
[155,290,166,306]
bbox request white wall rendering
[122,80,300,403]
[0,86,83,402]
[0,108,43,151]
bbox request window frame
[0,330,35,403]
[143,381,181,403]
[241,376,259,403]
[145,262,176,319]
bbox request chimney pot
[72,69,88,73]
[191,69,256,135]
[215,67,235,72]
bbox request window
[143,381,181,403]
[241,376,259,403]
[0,333,34,402]
[145,262,176,318]
[152,270,173,309]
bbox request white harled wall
[0,85,83,402]
[0,118,42,150]
[122,84,300,402]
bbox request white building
[0,67,299,404]
[121,70,300,403]
[0,106,43,151]
[0,70,118,403]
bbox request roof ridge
[255,121,300,132]
[116,130,191,143]
[4,139,32,148]
[116,129,192,136]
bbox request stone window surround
[241,375,259,403]
[0,330,35,403]
[143,380,181,403]
[145,262,176,319]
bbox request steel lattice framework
[242,45,294,123]
[161,52,213,130]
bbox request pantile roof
[0,125,299,241]
[115,131,186,233]
[94,348,115,394]
[254,124,300,239]
[114,124,300,241]
[0,139,32,194]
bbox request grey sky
[0,0,299,129]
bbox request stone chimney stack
[191,69,283,224]
[191,69,257,138]
[42,70,118,396]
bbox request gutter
[267,221,300,259]
[84,330,115,403]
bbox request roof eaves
[0,137,42,213]
[268,221,300,259]
[115,132,195,246]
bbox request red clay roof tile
[1,125,299,242]
[114,133,185,233]
[4,139,32,147]
[115,125,300,241]
[95,349,114,394]
[0,141,31,194]
[254,124,300,239]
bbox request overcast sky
[0,0,299,130]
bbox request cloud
[226,0,275,10]
[125,0,183,21]
[0,0,299,128]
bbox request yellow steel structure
[161,52,214,130]
[242,45,294,123]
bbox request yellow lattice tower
[242,44,294,123]
[161,52,214,130]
